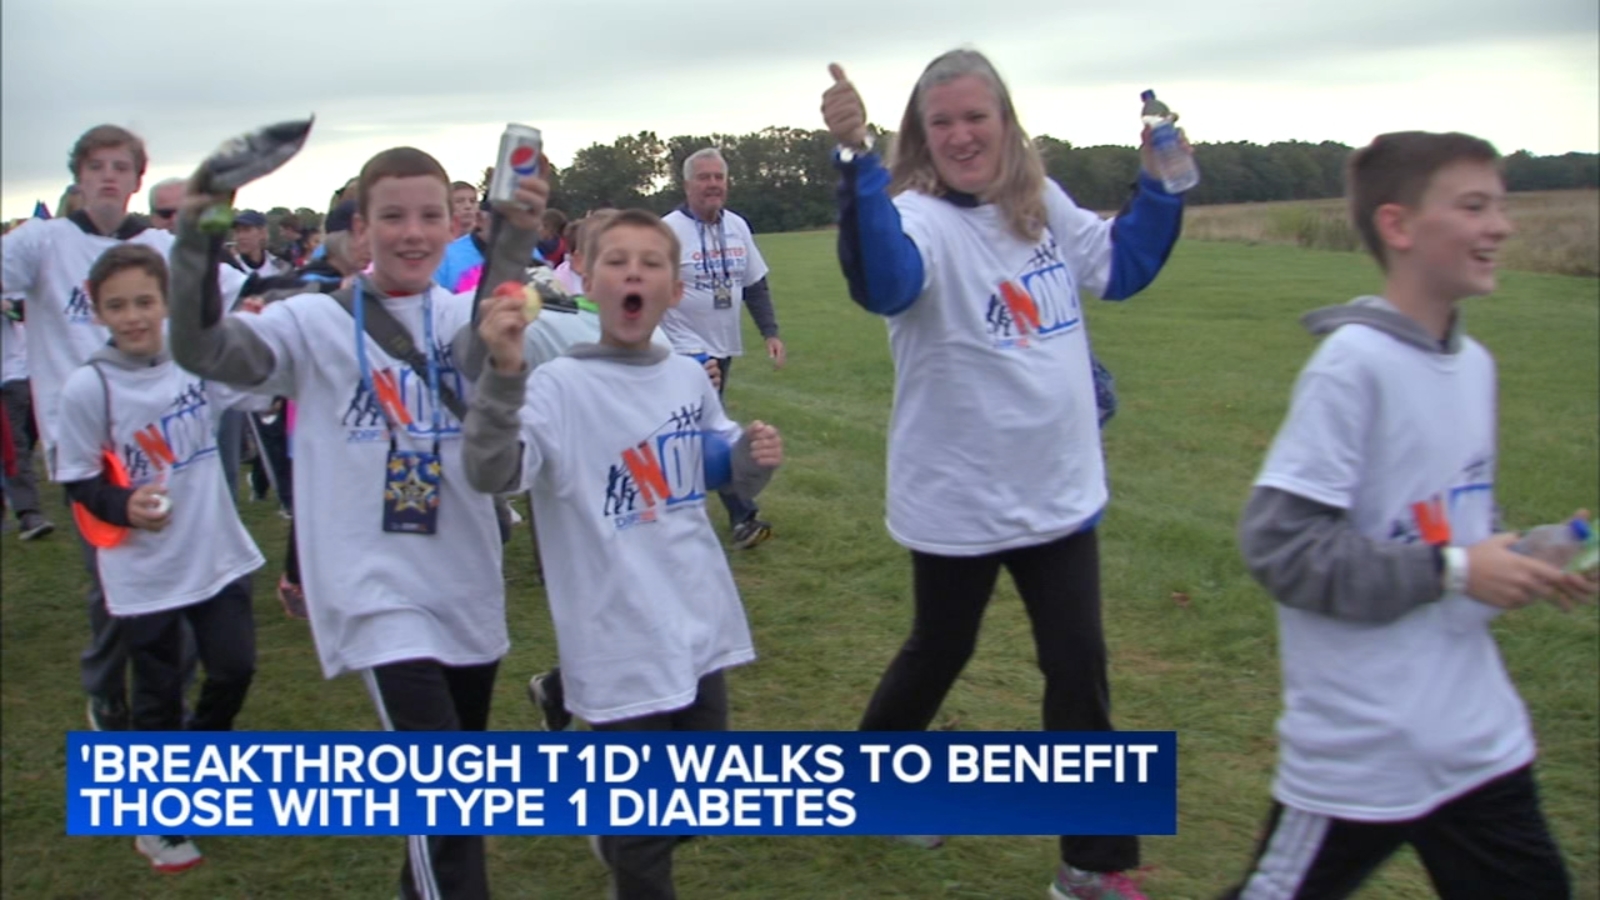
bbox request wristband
[835,133,877,165]
[1442,546,1470,596]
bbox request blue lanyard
[696,214,731,286]
[352,279,442,450]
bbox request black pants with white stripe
[591,670,730,900]
[1221,765,1570,899]
[858,528,1139,873]
[365,658,500,900]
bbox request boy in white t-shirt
[1223,131,1595,899]
[462,209,782,900]
[55,244,265,875]
[168,145,552,900]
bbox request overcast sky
[3,0,1596,220]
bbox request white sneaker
[134,835,204,873]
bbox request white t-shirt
[1255,319,1532,821]
[1,298,25,383]
[1,218,247,477]
[882,182,1114,555]
[54,358,266,617]
[658,208,770,358]
[236,288,508,678]
[509,352,755,723]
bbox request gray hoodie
[61,344,177,525]
[462,342,773,504]
[1238,296,1471,624]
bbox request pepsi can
[488,123,543,207]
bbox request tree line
[258,128,1596,238]
[542,128,1598,233]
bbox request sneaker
[528,672,573,731]
[730,517,772,550]
[134,835,204,873]
[277,507,293,521]
[1048,865,1147,900]
[18,512,54,541]
[277,575,308,620]
[86,696,130,732]
[889,834,944,849]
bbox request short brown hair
[355,147,450,217]
[1346,131,1501,269]
[542,209,569,233]
[279,214,303,233]
[69,125,148,179]
[582,209,681,277]
[450,181,476,194]
[86,244,168,307]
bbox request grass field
[1182,189,1600,277]
[2,233,1597,899]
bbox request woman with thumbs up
[821,49,1186,900]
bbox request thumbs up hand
[821,63,869,149]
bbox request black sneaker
[527,671,573,732]
[18,512,54,541]
[731,517,773,550]
[87,696,130,732]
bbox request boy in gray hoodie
[462,208,782,900]
[56,244,265,875]
[1221,132,1594,899]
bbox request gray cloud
[3,0,1589,190]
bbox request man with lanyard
[660,147,785,550]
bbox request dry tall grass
[1177,190,1599,277]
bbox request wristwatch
[837,133,876,165]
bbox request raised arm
[823,64,926,317]
[460,292,536,494]
[167,183,280,386]
[1045,170,1184,302]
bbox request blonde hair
[888,48,1046,244]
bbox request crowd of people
[1,46,1592,900]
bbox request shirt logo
[1388,455,1496,545]
[984,236,1080,350]
[342,341,465,444]
[66,286,94,325]
[604,402,710,531]
[120,381,216,484]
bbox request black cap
[235,209,267,227]
[324,199,357,234]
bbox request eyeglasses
[152,208,177,219]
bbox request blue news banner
[67,732,1176,837]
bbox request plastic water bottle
[1141,89,1199,194]
[1513,518,1597,572]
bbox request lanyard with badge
[353,280,445,535]
[697,215,734,309]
